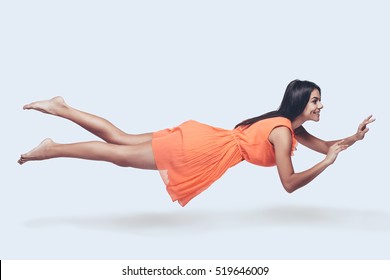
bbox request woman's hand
[356,115,375,141]
[324,140,348,165]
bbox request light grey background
[1,0,389,259]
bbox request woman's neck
[291,116,306,130]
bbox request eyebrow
[311,96,321,100]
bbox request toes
[19,158,28,165]
[23,101,40,110]
[23,103,33,110]
[18,153,30,165]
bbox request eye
[312,98,321,104]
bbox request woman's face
[301,89,323,122]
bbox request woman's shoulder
[254,116,292,129]
[240,116,293,138]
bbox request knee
[109,145,134,167]
[106,133,128,145]
[112,144,156,170]
[112,155,128,167]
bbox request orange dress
[152,117,297,206]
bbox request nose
[318,101,324,109]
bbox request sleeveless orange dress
[152,117,297,206]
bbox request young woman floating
[18,80,375,206]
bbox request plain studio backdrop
[1,0,389,259]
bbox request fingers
[364,115,376,122]
[358,115,375,133]
[337,140,348,150]
[364,114,373,121]
[331,140,348,152]
[335,139,348,147]
[325,140,348,165]
[362,115,376,125]
[339,144,348,151]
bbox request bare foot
[18,138,55,165]
[23,96,67,116]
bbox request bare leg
[23,97,152,145]
[18,138,157,170]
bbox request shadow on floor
[24,205,390,234]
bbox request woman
[18,80,375,206]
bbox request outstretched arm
[269,127,348,193]
[295,115,375,154]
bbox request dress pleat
[152,120,243,206]
[152,117,296,206]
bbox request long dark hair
[235,79,321,128]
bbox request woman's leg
[23,97,152,145]
[18,138,157,169]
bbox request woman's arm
[269,127,348,193]
[294,115,375,154]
